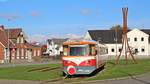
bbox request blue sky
[0,0,150,42]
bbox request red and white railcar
[62,39,108,76]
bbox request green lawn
[0,63,62,81]
[86,59,150,81]
[0,59,150,82]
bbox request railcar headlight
[67,65,76,75]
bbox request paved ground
[84,76,150,84]
[0,61,60,68]
[73,72,150,84]
[0,72,149,84]
[0,80,39,84]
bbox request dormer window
[141,48,145,52]
[17,37,20,43]
[20,32,23,36]
[135,49,138,53]
[111,48,114,52]
[21,37,24,43]
[134,37,137,41]
[141,37,144,41]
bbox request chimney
[0,25,4,31]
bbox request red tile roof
[0,25,40,49]
[0,26,15,48]
[5,28,22,39]
[25,42,41,49]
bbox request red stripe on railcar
[63,60,77,66]
[79,59,96,66]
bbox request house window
[21,49,24,56]
[25,49,28,56]
[34,50,36,56]
[106,49,108,54]
[141,37,144,41]
[37,50,40,56]
[111,48,114,52]
[135,49,138,53]
[134,37,137,41]
[141,48,145,52]
[17,49,19,56]
[17,38,20,43]
[21,37,24,43]
[119,48,122,52]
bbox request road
[0,72,150,84]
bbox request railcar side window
[63,45,68,56]
[89,45,96,55]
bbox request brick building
[0,25,41,63]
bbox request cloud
[27,34,48,43]
[27,34,82,43]
[80,8,92,16]
[96,10,101,16]
[0,13,20,21]
[30,11,40,17]
[129,19,150,28]
[80,8,101,16]
[65,34,82,39]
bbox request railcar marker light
[85,60,90,64]
[67,60,71,63]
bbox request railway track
[28,66,104,84]
[39,76,88,84]
[28,66,61,72]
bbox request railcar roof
[63,39,97,45]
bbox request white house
[84,29,150,59]
[45,38,68,57]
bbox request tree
[110,25,122,30]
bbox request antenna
[115,7,137,64]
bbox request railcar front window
[70,47,86,56]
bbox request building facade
[45,38,68,57]
[84,29,150,59]
[0,25,41,63]
[0,25,15,63]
